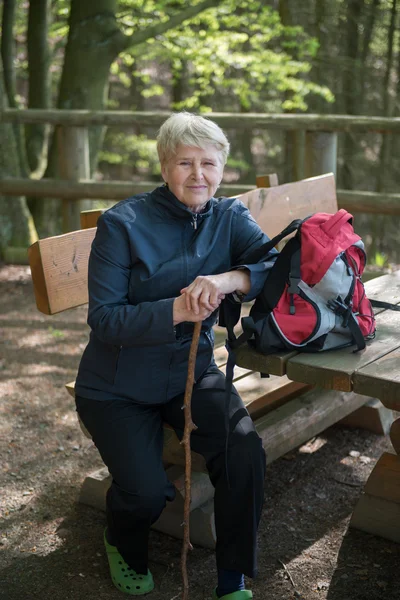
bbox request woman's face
[161,144,224,213]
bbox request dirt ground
[1,264,399,600]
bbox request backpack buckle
[288,276,301,294]
[327,298,352,327]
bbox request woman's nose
[191,164,204,180]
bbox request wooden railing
[1,109,400,231]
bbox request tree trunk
[1,0,29,178]
[172,60,188,107]
[278,0,297,183]
[33,0,125,236]
[359,0,380,111]
[340,0,363,190]
[373,0,398,255]
[377,0,397,192]
[26,0,52,176]
[0,58,38,261]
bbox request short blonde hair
[156,112,230,166]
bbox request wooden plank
[80,208,105,229]
[364,269,400,307]
[236,174,337,239]
[235,344,297,377]
[234,375,309,420]
[337,398,395,435]
[363,452,400,503]
[162,427,207,473]
[79,466,216,548]
[390,418,400,454]
[254,386,369,465]
[286,308,400,392]
[212,341,309,418]
[350,452,400,543]
[28,229,95,314]
[353,347,400,410]
[28,241,51,314]
[350,493,400,543]
[256,173,279,188]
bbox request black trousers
[76,364,266,578]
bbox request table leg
[349,417,400,542]
[390,416,400,455]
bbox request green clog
[212,590,253,600]
[104,531,154,595]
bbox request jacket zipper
[192,214,198,230]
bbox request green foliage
[372,252,389,268]
[114,0,333,113]
[47,326,64,339]
[99,132,160,176]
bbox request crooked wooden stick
[181,321,201,600]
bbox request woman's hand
[180,270,251,316]
[173,294,215,325]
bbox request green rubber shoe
[104,531,154,595]
[212,590,253,600]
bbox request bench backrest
[28,173,337,315]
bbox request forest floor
[1,264,399,600]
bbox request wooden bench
[28,173,393,548]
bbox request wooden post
[304,131,337,179]
[292,130,306,181]
[57,126,91,232]
[256,173,279,188]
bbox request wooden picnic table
[235,269,400,544]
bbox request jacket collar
[152,184,215,221]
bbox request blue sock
[216,568,245,597]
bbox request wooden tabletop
[235,270,400,404]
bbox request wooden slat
[233,375,309,420]
[28,228,96,314]
[235,344,297,377]
[350,452,400,543]
[350,493,400,543]
[390,418,400,454]
[256,173,279,188]
[353,347,400,410]
[286,308,400,392]
[338,398,395,435]
[80,208,105,229]
[236,174,337,239]
[255,386,370,465]
[363,452,400,503]
[364,269,400,307]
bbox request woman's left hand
[180,271,250,315]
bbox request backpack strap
[240,218,305,265]
[370,299,400,312]
[327,297,366,351]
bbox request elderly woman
[75,112,277,599]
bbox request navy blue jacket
[75,185,277,403]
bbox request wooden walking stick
[181,320,202,600]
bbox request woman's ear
[161,163,168,183]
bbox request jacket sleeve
[230,203,278,302]
[87,212,177,347]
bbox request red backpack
[220,209,395,365]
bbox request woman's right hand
[173,294,214,325]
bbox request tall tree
[26,0,52,175]
[1,0,29,178]
[0,56,38,261]
[341,0,363,190]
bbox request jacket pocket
[80,335,121,385]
